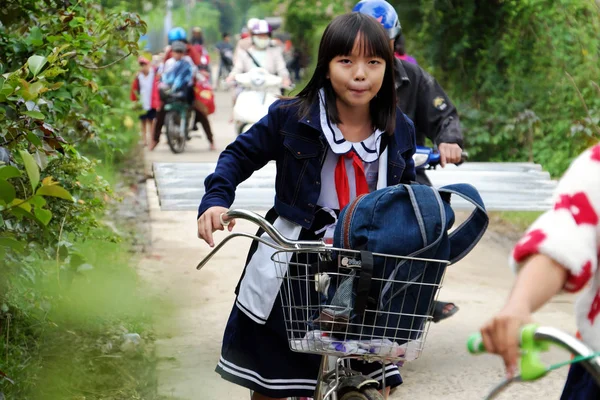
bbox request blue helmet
[353,0,401,40]
[168,27,187,44]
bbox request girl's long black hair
[294,12,397,135]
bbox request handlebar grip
[467,333,487,354]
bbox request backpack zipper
[343,194,367,249]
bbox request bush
[0,0,162,397]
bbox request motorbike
[160,86,191,154]
[232,68,284,135]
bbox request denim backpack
[322,183,488,344]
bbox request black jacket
[395,59,463,148]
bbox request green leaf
[26,27,44,47]
[27,131,43,147]
[27,55,47,78]
[0,166,21,180]
[34,208,52,225]
[29,195,46,208]
[23,111,45,120]
[0,179,16,203]
[0,237,25,252]
[36,185,74,201]
[28,82,46,98]
[11,198,31,212]
[19,150,40,191]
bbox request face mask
[253,37,270,49]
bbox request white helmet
[247,18,260,30]
[249,19,271,35]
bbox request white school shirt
[236,90,389,324]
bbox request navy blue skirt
[215,208,403,398]
[561,362,600,400]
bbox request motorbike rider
[163,27,202,67]
[354,0,463,324]
[151,28,216,151]
[227,19,291,87]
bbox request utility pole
[164,0,173,48]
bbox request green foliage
[1,237,166,399]
[0,0,159,397]
[262,0,600,176]
[143,1,221,46]
[410,0,600,176]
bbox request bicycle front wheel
[165,111,185,154]
[340,388,384,400]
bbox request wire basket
[272,248,450,362]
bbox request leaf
[11,198,31,212]
[42,176,58,186]
[29,195,46,208]
[27,131,43,147]
[0,237,25,252]
[19,150,40,191]
[0,166,21,180]
[36,185,74,201]
[26,27,44,47]
[27,55,47,78]
[34,208,52,225]
[0,179,16,203]
[23,111,45,120]
[28,82,47,98]
[33,150,49,170]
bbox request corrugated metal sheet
[152,162,557,212]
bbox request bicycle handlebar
[468,324,600,385]
[196,209,326,270]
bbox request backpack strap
[354,251,374,322]
[437,183,488,264]
[245,49,262,68]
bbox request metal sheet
[153,162,557,212]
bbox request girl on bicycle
[480,144,600,399]
[197,12,416,400]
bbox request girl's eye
[339,59,351,64]
[369,60,382,65]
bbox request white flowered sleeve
[509,144,600,293]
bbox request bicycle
[467,324,600,399]
[160,89,191,154]
[198,209,450,400]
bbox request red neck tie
[334,150,370,210]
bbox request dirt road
[140,91,577,400]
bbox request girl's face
[327,35,386,109]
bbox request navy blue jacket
[198,99,417,229]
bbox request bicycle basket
[272,248,449,362]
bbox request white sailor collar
[318,89,383,163]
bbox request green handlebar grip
[467,333,486,354]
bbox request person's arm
[481,144,600,376]
[228,50,248,78]
[415,69,463,166]
[197,101,285,244]
[415,70,463,147]
[272,47,290,79]
[186,44,202,66]
[481,254,567,376]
